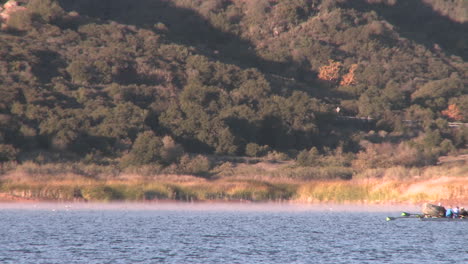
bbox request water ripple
[0,208,467,263]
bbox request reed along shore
[1,160,466,204]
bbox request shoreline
[0,194,460,209]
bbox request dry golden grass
[0,157,466,203]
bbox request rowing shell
[386,212,468,221]
[419,217,468,222]
[386,216,468,221]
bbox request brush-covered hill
[0,0,466,175]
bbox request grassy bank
[0,158,467,204]
[0,178,297,202]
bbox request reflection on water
[0,203,466,264]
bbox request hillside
[0,0,466,184]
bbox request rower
[453,206,460,218]
[460,207,468,218]
[445,206,453,218]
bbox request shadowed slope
[341,0,468,60]
[57,0,288,73]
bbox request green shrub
[286,166,353,180]
[27,0,65,23]
[178,154,212,177]
[0,144,18,163]
[81,185,123,201]
[66,60,94,84]
[439,139,456,155]
[143,184,171,200]
[168,185,199,201]
[265,151,289,162]
[160,136,184,164]
[121,131,162,166]
[296,147,320,166]
[245,143,269,157]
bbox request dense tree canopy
[0,0,466,167]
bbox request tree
[95,103,148,140]
[66,60,94,85]
[318,60,342,82]
[447,95,468,122]
[357,87,391,119]
[122,131,163,166]
[27,0,65,23]
[178,154,212,176]
[340,64,358,86]
[297,147,320,166]
[245,143,269,157]
[0,144,17,163]
[272,0,311,26]
[411,75,464,103]
[38,109,90,151]
[441,104,463,121]
[160,136,184,164]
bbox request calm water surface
[0,203,467,264]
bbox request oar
[386,216,417,221]
[386,213,423,221]
[401,212,423,218]
[386,216,412,221]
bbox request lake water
[0,203,467,264]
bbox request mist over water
[0,202,421,212]
[0,203,466,264]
